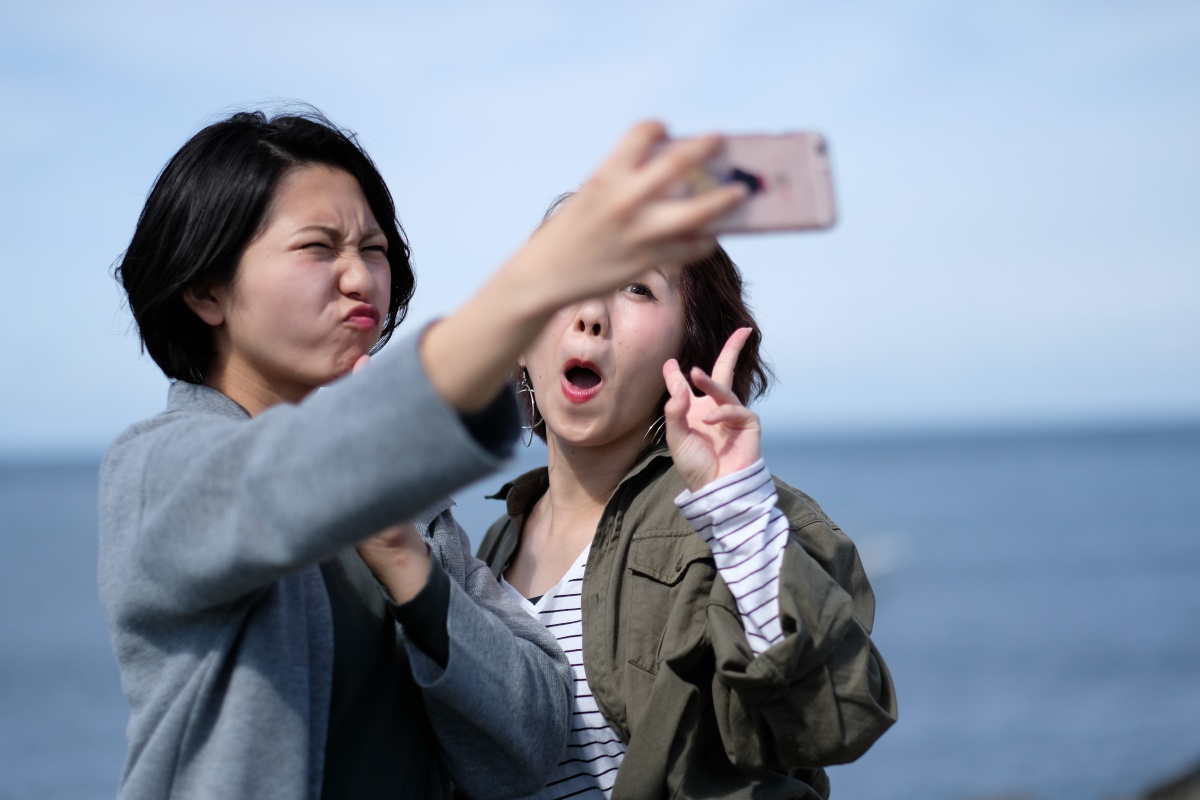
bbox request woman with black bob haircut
[119,110,416,384]
[99,107,748,800]
[469,199,898,797]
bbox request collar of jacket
[479,444,675,584]
[482,443,698,743]
[486,443,673,517]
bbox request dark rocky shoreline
[1132,760,1200,800]
[966,760,1200,800]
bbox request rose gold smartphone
[668,132,837,233]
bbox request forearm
[409,580,572,798]
[755,627,895,766]
[121,333,511,613]
[419,254,560,412]
[677,459,787,655]
[385,556,451,667]
[420,123,747,413]
[392,512,573,797]
[707,523,898,769]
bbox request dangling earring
[641,415,666,447]
[517,369,542,447]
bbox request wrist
[677,458,767,501]
[418,257,559,413]
[378,544,433,605]
[681,466,717,494]
[387,556,452,668]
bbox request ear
[517,354,527,369]
[183,282,226,327]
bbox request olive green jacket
[478,448,898,799]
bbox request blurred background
[1,1,1197,798]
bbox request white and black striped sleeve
[675,459,787,656]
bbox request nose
[338,251,376,300]
[573,297,609,337]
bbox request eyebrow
[294,224,386,239]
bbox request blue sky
[2,0,1197,455]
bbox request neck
[539,422,658,527]
[204,358,311,416]
[505,420,661,598]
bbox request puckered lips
[345,303,382,331]
[561,358,603,404]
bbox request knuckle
[660,146,696,174]
[633,119,666,142]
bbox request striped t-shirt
[501,459,787,800]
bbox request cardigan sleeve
[99,330,516,616]
[703,477,898,770]
[405,510,573,799]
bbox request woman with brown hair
[475,241,898,799]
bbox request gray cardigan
[98,333,572,799]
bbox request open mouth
[565,365,601,390]
[561,359,603,403]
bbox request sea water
[2,424,1198,799]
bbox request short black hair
[115,107,414,383]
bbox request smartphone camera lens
[725,167,764,195]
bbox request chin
[550,422,637,451]
[330,349,369,379]
[547,424,598,448]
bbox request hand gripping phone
[667,132,837,233]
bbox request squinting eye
[363,245,388,254]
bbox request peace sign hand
[662,327,762,492]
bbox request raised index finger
[711,327,752,389]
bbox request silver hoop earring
[641,415,666,447]
[517,370,542,447]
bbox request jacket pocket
[621,532,713,735]
[624,532,713,675]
